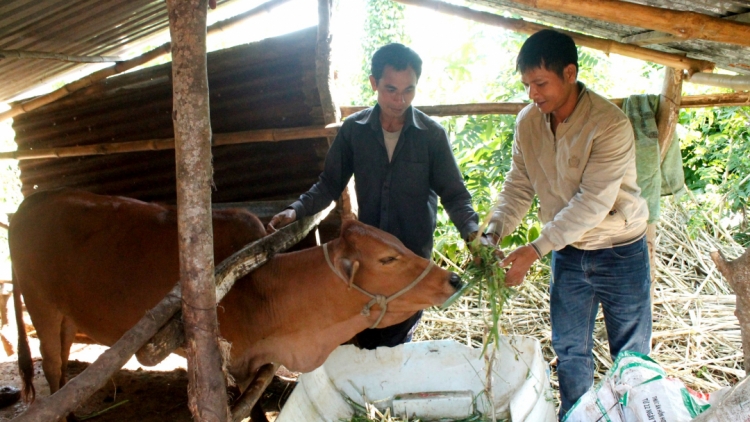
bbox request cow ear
[338,258,360,289]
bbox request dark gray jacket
[291,104,479,258]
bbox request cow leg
[59,317,77,387]
[23,296,66,394]
[250,403,268,422]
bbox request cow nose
[449,273,463,290]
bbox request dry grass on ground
[415,199,746,399]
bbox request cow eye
[379,256,397,265]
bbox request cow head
[329,220,462,329]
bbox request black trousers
[353,310,423,350]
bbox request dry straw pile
[415,199,746,396]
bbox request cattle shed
[2,0,750,420]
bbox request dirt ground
[0,338,297,421]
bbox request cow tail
[13,269,35,402]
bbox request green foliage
[356,0,411,104]
[679,106,750,245]
[441,244,513,354]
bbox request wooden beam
[0,125,340,161]
[688,72,750,91]
[621,11,750,46]
[230,363,280,422]
[0,50,125,63]
[510,0,750,48]
[167,0,228,419]
[656,68,683,163]
[341,102,528,117]
[1,91,747,164]
[392,0,714,73]
[620,31,681,47]
[14,285,183,421]
[136,205,333,367]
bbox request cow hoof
[0,385,20,408]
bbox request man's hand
[467,232,505,264]
[266,208,296,233]
[500,244,539,287]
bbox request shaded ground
[0,342,297,421]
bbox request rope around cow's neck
[322,242,434,329]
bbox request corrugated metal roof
[12,27,329,204]
[0,0,241,103]
[467,0,750,74]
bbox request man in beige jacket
[488,30,651,419]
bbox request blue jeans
[551,236,652,419]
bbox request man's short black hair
[371,43,423,83]
[516,29,578,78]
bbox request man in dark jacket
[268,43,483,349]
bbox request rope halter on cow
[322,242,434,329]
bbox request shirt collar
[544,81,588,125]
[355,104,427,131]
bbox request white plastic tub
[276,336,556,421]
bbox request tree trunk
[166,0,228,420]
[317,0,356,220]
[711,248,750,373]
[656,67,683,163]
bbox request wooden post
[711,249,750,373]
[317,0,356,220]
[656,67,684,163]
[166,0,228,420]
[648,67,683,307]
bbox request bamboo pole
[509,0,750,48]
[392,0,714,74]
[13,285,183,422]
[230,363,280,422]
[688,72,750,91]
[341,102,528,117]
[136,204,334,366]
[0,0,296,124]
[167,0,228,419]
[0,50,125,63]
[0,125,341,161]
[2,91,748,163]
[656,68,683,162]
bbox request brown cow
[9,189,461,405]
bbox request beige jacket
[489,84,648,256]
